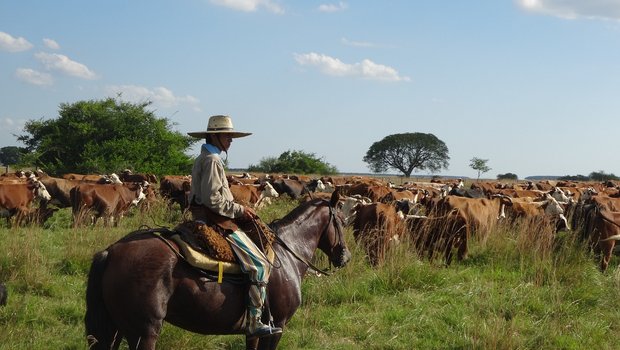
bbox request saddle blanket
[170,234,275,277]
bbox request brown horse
[85,191,351,350]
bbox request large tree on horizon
[17,97,197,175]
[363,132,450,177]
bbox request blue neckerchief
[202,143,221,155]
[202,143,224,165]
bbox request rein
[272,203,341,276]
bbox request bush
[248,150,337,175]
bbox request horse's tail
[85,250,117,349]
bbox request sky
[1,0,620,179]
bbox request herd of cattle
[2,169,620,271]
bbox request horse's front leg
[246,336,259,350]
[126,324,162,350]
[256,333,283,350]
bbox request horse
[85,190,351,350]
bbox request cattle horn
[601,234,620,242]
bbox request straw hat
[187,115,252,138]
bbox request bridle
[272,200,345,276]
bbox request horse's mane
[270,198,329,231]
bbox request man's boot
[246,284,282,338]
[246,310,282,338]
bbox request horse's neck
[272,207,325,270]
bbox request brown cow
[118,170,158,184]
[404,209,468,265]
[0,170,26,179]
[352,202,405,266]
[340,182,391,202]
[230,183,260,207]
[378,189,416,204]
[230,182,279,209]
[159,175,192,211]
[227,173,260,185]
[504,194,569,232]
[495,189,546,199]
[408,195,511,263]
[38,176,81,208]
[71,183,145,227]
[434,195,512,240]
[591,208,620,271]
[0,179,52,225]
[573,193,620,252]
[270,178,308,199]
[62,173,108,182]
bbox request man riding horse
[187,115,282,338]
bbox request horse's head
[318,190,352,268]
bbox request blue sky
[1,0,620,178]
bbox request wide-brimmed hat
[187,115,252,138]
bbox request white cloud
[517,0,620,20]
[294,52,410,82]
[43,38,60,50]
[318,2,348,13]
[210,0,284,14]
[0,31,33,52]
[104,85,201,111]
[34,52,97,80]
[15,68,54,86]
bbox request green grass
[1,197,620,349]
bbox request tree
[363,133,449,177]
[17,97,197,175]
[589,170,619,182]
[247,150,337,175]
[497,173,518,180]
[0,146,27,166]
[469,157,491,181]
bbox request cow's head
[581,187,598,202]
[109,173,123,184]
[395,198,413,218]
[549,187,570,203]
[31,179,52,201]
[440,184,452,198]
[340,195,371,225]
[542,194,570,231]
[261,182,279,198]
[131,185,146,206]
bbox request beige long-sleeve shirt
[189,146,244,219]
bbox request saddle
[171,212,276,277]
[175,221,237,262]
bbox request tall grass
[1,197,620,349]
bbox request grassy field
[1,196,620,349]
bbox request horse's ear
[330,189,340,207]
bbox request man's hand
[242,206,257,221]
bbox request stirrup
[246,321,282,338]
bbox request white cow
[340,194,372,225]
[255,182,279,209]
[109,173,123,184]
[549,187,571,204]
